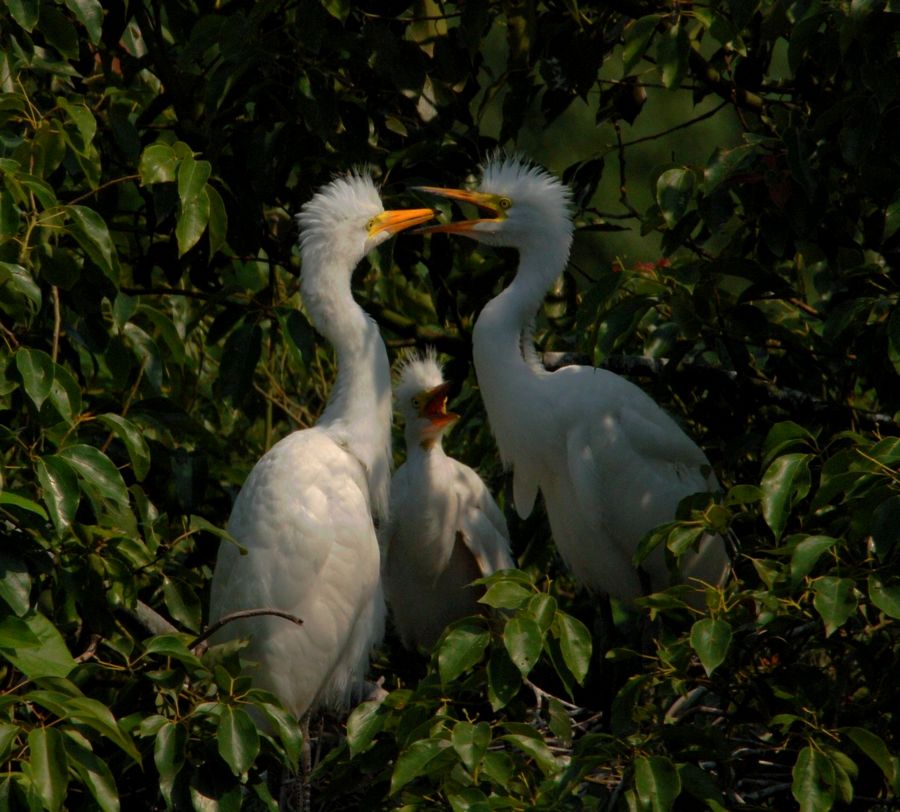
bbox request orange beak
[368,207,435,237]
[414,186,506,234]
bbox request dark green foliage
[1,0,898,809]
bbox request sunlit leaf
[0,551,32,616]
[154,721,186,808]
[451,720,490,774]
[623,15,663,74]
[139,144,178,185]
[63,729,120,812]
[36,455,79,532]
[555,611,592,685]
[66,204,120,282]
[868,575,900,619]
[346,699,384,757]
[97,413,151,481]
[62,0,103,43]
[790,535,838,582]
[176,188,211,256]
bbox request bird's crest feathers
[394,347,443,407]
[295,168,383,249]
[479,153,573,215]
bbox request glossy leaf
[438,621,490,684]
[555,611,592,685]
[0,551,31,616]
[451,720,490,774]
[97,413,151,481]
[176,188,211,256]
[154,721,186,808]
[28,727,68,812]
[57,444,130,507]
[63,729,120,812]
[623,15,663,74]
[792,746,835,811]
[66,204,119,281]
[690,618,732,676]
[503,616,542,676]
[761,453,812,540]
[656,167,695,227]
[0,611,76,679]
[868,576,900,619]
[15,347,54,409]
[478,579,532,609]
[36,455,80,532]
[218,705,259,775]
[390,737,451,795]
[813,577,857,637]
[790,535,838,582]
[634,755,681,811]
[63,0,103,43]
[346,699,384,757]
[139,143,178,185]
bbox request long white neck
[472,239,570,466]
[301,263,392,522]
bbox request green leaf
[438,621,490,684]
[690,618,732,676]
[346,699,384,757]
[97,413,151,481]
[0,722,18,763]
[176,188,211,256]
[487,646,521,711]
[868,575,900,619]
[154,721,186,808]
[623,15,663,75]
[138,144,178,185]
[656,167,695,228]
[206,184,228,256]
[500,727,565,776]
[28,727,68,812]
[319,0,350,22]
[389,737,451,795]
[451,720,490,774]
[58,98,97,151]
[177,155,212,204]
[66,205,120,282]
[478,580,532,609]
[63,729,120,812]
[634,755,681,811]
[792,746,835,811]
[842,727,895,784]
[869,495,900,560]
[657,22,690,89]
[62,0,103,43]
[526,593,557,632]
[813,577,857,637]
[0,615,40,649]
[162,577,201,633]
[503,616,542,676]
[790,536,838,582]
[143,634,205,671]
[555,611,592,685]
[15,347,54,409]
[760,453,812,540]
[0,551,31,616]
[763,421,816,466]
[217,319,261,403]
[447,786,491,812]
[57,444,130,506]
[7,0,39,30]
[46,362,82,424]
[218,705,259,776]
[0,611,76,678]
[254,695,301,771]
[36,455,79,533]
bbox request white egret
[383,349,515,650]
[208,171,434,720]
[418,157,728,601]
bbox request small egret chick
[383,349,515,650]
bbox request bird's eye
[498,197,512,210]
[412,397,421,408]
[366,217,377,231]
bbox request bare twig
[191,608,304,650]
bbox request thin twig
[619,100,729,149]
[191,608,304,650]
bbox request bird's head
[416,156,574,253]
[395,348,459,449]
[297,170,434,271]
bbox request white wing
[452,459,515,575]
[209,427,384,717]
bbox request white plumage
[208,171,433,718]
[383,349,514,650]
[419,157,729,601]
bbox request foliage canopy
[1,0,898,809]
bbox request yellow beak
[368,208,435,238]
